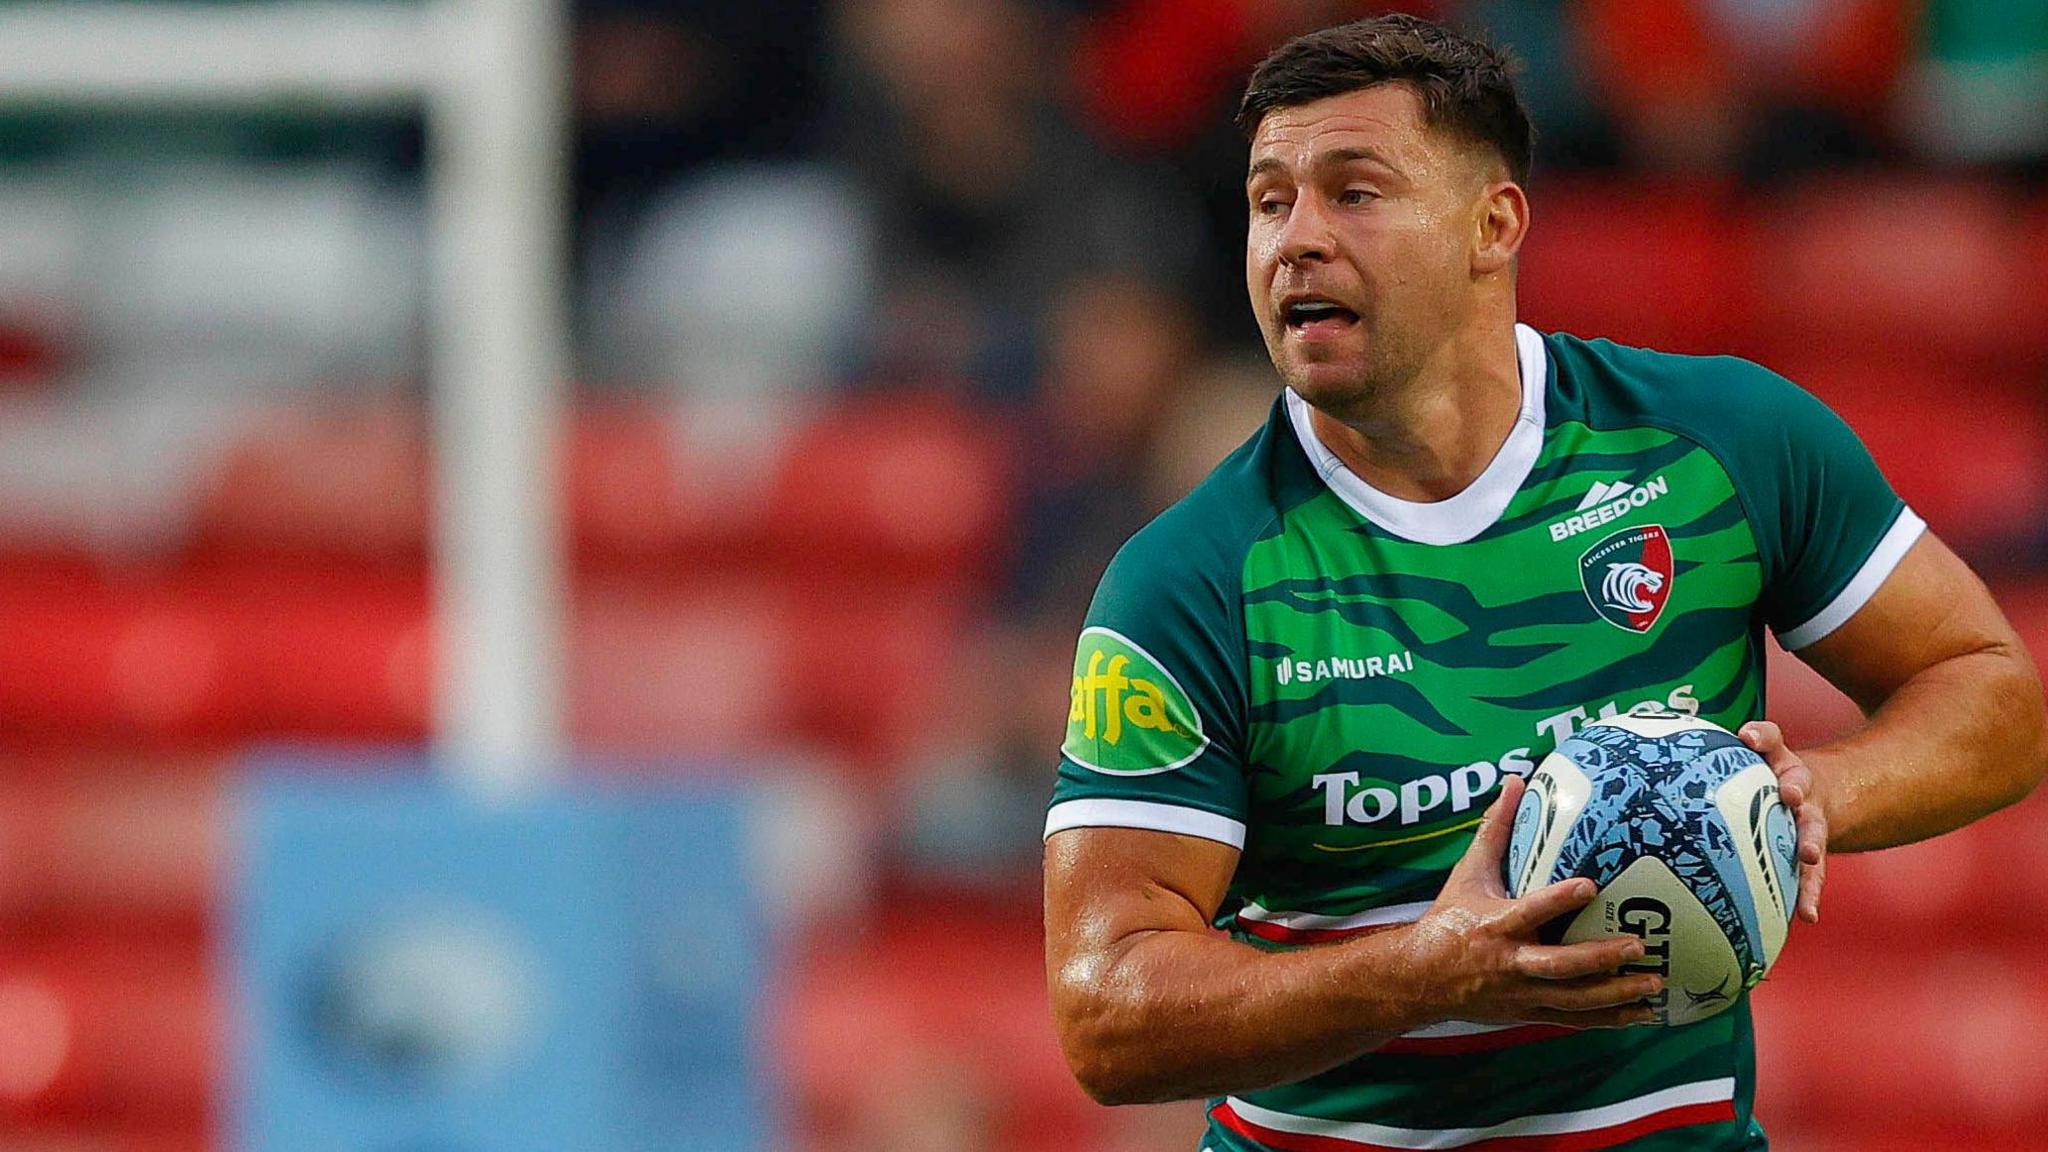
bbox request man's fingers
[1447,774,1525,891]
[1738,720,1783,755]
[1798,852,1826,924]
[1774,760,1812,807]
[1519,1004,1660,1030]
[1743,718,1826,922]
[1796,802,1827,866]
[1742,724,1803,778]
[1526,972,1665,1013]
[1470,773,1524,859]
[1501,875,1597,935]
[1514,936,1645,981]
[1798,860,1824,923]
[1540,967,1662,1004]
[1792,798,1826,923]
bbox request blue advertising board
[232,755,767,1152]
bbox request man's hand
[1405,775,1661,1029]
[1739,720,1826,924]
[1044,775,1662,1103]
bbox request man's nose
[1276,196,1334,266]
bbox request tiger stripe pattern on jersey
[1048,325,1918,1151]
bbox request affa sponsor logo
[1063,627,1209,776]
[1275,649,1415,686]
[1549,475,1670,541]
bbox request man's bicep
[1044,515,1253,973]
[1795,531,2028,713]
[1044,826,1242,965]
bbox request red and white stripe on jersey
[1213,1077,1738,1152]
[1233,902,1574,1055]
[1232,900,1432,944]
[1375,1018,1575,1056]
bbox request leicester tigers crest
[1579,524,1674,633]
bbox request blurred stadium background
[0,0,2042,1149]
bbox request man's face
[1245,84,1494,411]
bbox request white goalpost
[0,0,570,792]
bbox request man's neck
[1305,324,1524,504]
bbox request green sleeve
[1045,505,1255,850]
[1548,336,1922,652]
[1733,368,1921,649]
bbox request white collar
[1285,322,1548,546]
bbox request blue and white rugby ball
[1504,708,1798,1025]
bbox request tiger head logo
[1601,563,1666,613]
[1578,525,1674,633]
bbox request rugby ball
[1503,708,1798,1025]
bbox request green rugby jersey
[1045,325,1923,1152]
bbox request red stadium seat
[780,904,1109,1152]
[568,581,789,756]
[0,1129,210,1152]
[191,395,1012,588]
[0,934,213,1126]
[1761,1124,2048,1152]
[761,393,1008,585]
[0,556,988,765]
[1750,176,2041,369]
[1764,357,2048,564]
[776,585,974,765]
[1823,824,1986,936]
[0,566,431,742]
[1518,179,1748,355]
[2001,579,2048,676]
[1758,580,2048,1152]
[1756,932,2048,1134]
[566,402,703,563]
[568,576,972,765]
[191,401,426,562]
[1806,792,2048,950]
[0,764,220,927]
[1763,636,1864,747]
[2028,190,2048,340]
[1969,792,2048,929]
[1072,0,1249,150]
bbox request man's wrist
[1796,744,1847,833]
[1338,920,1459,1036]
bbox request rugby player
[1042,14,2048,1151]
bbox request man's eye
[1338,188,1377,206]
[1256,197,1290,216]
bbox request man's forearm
[1806,645,2048,853]
[1052,925,1441,1105]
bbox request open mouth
[1282,299,1360,337]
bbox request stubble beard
[1273,322,1405,425]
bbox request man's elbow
[1050,976,1180,1106]
[1053,1002,1156,1106]
[1065,1053,1185,1107]
[1998,653,2048,807]
[2022,697,2048,804]
[1062,1044,1152,1107]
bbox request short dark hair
[1236,14,1534,187]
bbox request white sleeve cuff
[1043,798,1247,849]
[1776,507,1927,650]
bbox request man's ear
[1473,180,1529,275]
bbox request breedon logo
[1063,627,1208,775]
[1579,524,1674,633]
[1550,475,1671,541]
